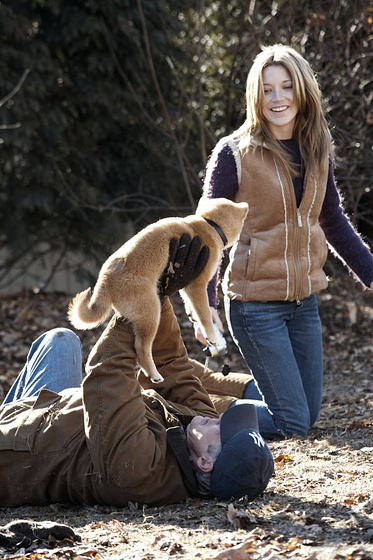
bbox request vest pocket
[244,237,257,280]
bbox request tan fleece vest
[223,146,329,302]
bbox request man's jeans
[225,294,323,439]
[3,328,83,404]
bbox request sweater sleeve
[203,139,240,306]
[319,160,373,287]
[203,138,240,200]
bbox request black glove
[0,520,81,551]
[159,234,210,299]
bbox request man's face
[186,415,222,469]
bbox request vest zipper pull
[297,210,302,227]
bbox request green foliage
[0,0,201,274]
[0,0,371,290]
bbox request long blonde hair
[236,44,333,177]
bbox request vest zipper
[295,210,304,300]
[274,157,303,301]
[293,211,303,301]
[297,210,302,227]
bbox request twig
[136,0,197,209]
[0,68,31,108]
[38,243,68,292]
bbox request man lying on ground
[0,236,274,507]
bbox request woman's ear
[196,455,214,473]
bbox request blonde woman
[198,44,373,440]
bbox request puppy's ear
[195,197,217,215]
[237,202,249,219]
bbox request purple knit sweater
[203,138,373,306]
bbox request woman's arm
[203,139,240,308]
[319,160,373,288]
[203,139,240,200]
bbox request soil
[0,268,372,560]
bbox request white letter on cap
[249,432,265,447]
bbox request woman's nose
[272,88,284,101]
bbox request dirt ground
[0,267,372,560]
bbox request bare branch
[0,123,21,130]
[136,0,198,209]
[0,68,31,108]
[100,18,171,139]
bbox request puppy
[68,197,248,382]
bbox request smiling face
[261,64,298,139]
[186,415,222,472]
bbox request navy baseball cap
[210,402,274,501]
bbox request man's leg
[3,328,83,404]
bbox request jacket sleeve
[140,298,218,417]
[203,139,239,200]
[83,299,217,485]
[83,312,168,486]
[187,358,253,414]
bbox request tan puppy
[68,197,248,382]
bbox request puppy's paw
[207,324,227,353]
[150,372,164,384]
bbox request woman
[198,44,373,440]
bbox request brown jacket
[223,146,329,302]
[0,299,249,507]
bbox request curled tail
[68,287,112,330]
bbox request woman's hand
[194,306,224,345]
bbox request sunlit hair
[236,44,334,177]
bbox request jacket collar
[166,424,201,498]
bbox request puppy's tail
[68,287,112,330]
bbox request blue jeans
[2,328,83,404]
[225,294,323,439]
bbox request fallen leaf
[349,418,373,429]
[344,498,357,505]
[213,539,257,559]
[226,504,258,530]
[274,454,294,467]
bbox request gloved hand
[159,234,210,300]
[0,520,81,551]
